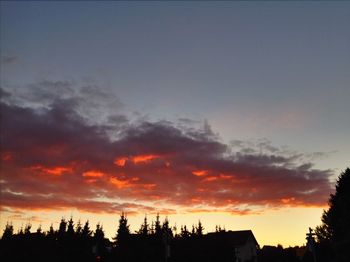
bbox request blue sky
[1,1,349,246]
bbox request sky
[1,1,349,247]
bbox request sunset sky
[1,1,349,247]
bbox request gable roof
[206,230,259,246]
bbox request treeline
[0,213,336,262]
[0,213,321,262]
[1,217,106,262]
[0,213,212,262]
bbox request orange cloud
[82,170,105,178]
[30,165,72,176]
[0,95,333,215]
[281,197,296,204]
[109,177,135,189]
[192,170,208,177]
[203,176,218,182]
[114,157,127,167]
[132,154,158,164]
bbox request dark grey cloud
[0,84,334,215]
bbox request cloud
[0,83,334,216]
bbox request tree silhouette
[162,217,173,238]
[1,213,266,262]
[315,168,350,242]
[67,217,75,237]
[191,224,195,236]
[36,224,43,235]
[196,220,204,236]
[76,219,82,235]
[138,216,149,236]
[81,220,92,239]
[47,223,56,240]
[2,222,14,240]
[24,223,31,235]
[115,212,130,246]
[154,213,162,236]
[180,225,190,238]
[315,167,350,261]
[94,223,105,241]
[58,218,67,238]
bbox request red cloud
[0,93,333,216]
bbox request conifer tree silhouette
[138,215,149,236]
[81,220,92,239]
[115,212,130,246]
[315,167,350,262]
[2,222,14,240]
[196,220,204,236]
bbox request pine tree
[94,223,105,241]
[58,218,67,237]
[150,221,155,234]
[162,217,173,238]
[316,168,350,242]
[115,212,130,246]
[24,223,31,235]
[76,220,82,236]
[315,168,350,262]
[2,222,14,240]
[191,225,195,236]
[36,225,43,235]
[67,217,75,237]
[155,213,162,236]
[47,224,56,240]
[18,226,24,236]
[180,225,190,238]
[196,220,204,236]
[138,216,149,236]
[94,223,105,258]
[81,220,92,239]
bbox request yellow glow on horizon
[0,207,324,247]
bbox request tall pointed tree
[36,225,43,235]
[138,215,149,236]
[154,213,162,236]
[115,212,130,246]
[162,217,173,238]
[81,220,92,239]
[76,220,82,236]
[58,218,67,237]
[196,220,204,236]
[24,223,32,235]
[315,168,350,261]
[316,168,350,242]
[94,223,105,241]
[67,217,75,237]
[47,224,55,237]
[1,222,13,240]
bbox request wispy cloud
[0,82,333,215]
